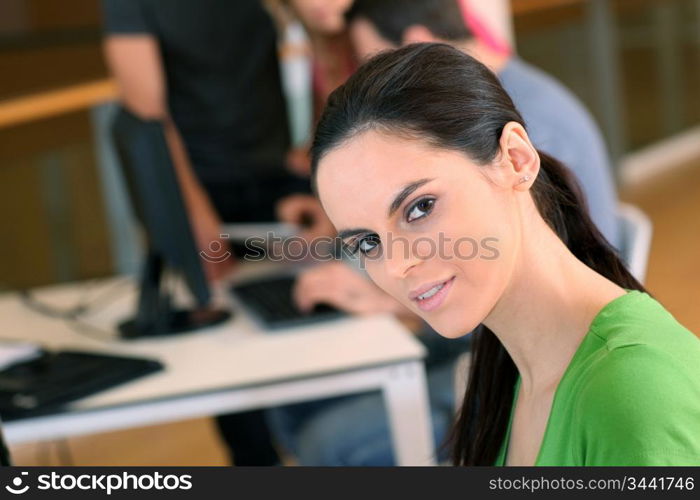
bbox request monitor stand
[118,253,231,339]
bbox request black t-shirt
[101,0,290,185]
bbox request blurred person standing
[265,0,358,237]
[101,0,308,466]
[265,0,356,126]
[101,0,334,269]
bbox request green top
[494,290,700,466]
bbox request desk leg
[382,361,435,466]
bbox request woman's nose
[382,234,424,279]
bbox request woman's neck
[308,31,349,57]
[309,31,354,104]
[483,205,626,398]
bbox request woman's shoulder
[582,290,700,404]
[578,339,700,409]
[589,290,699,355]
[568,293,700,464]
[572,342,700,464]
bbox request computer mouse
[310,302,339,314]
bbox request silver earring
[519,175,531,185]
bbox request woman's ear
[498,121,539,191]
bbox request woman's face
[317,130,522,338]
[290,0,353,34]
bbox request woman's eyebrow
[388,178,435,217]
[337,228,371,240]
[336,178,435,239]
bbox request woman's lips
[412,276,455,312]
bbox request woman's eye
[407,198,435,222]
[350,235,380,257]
[358,237,377,254]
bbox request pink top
[458,0,512,56]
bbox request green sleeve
[574,345,700,466]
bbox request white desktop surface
[0,263,435,465]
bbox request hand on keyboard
[231,275,345,329]
[292,262,406,316]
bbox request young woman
[309,43,700,466]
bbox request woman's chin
[425,318,477,340]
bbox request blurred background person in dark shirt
[101,0,318,466]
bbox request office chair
[615,202,653,284]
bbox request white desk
[0,266,435,465]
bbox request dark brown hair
[310,43,646,465]
[346,0,472,45]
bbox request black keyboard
[231,275,345,330]
[0,350,163,420]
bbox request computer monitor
[111,107,231,339]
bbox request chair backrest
[615,203,654,284]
